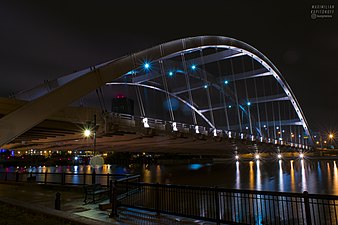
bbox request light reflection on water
[4,159,338,194]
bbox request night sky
[0,1,337,133]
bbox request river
[3,158,338,195]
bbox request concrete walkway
[0,181,215,224]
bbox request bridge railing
[113,181,338,225]
[107,112,309,149]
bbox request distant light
[168,71,174,76]
[329,133,334,139]
[277,154,282,159]
[191,65,196,70]
[276,126,279,130]
[255,154,260,159]
[74,156,78,160]
[263,125,267,128]
[84,129,91,137]
[247,102,251,106]
[245,126,249,130]
[235,155,239,160]
[204,84,208,89]
[144,63,150,70]
[299,153,304,158]
[228,105,232,109]
[224,80,229,84]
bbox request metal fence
[0,171,138,187]
[114,181,338,225]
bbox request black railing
[113,181,338,225]
[0,171,138,187]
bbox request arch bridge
[0,36,313,154]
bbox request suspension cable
[230,57,242,133]
[252,57,262,137]
[216,48,230,131]
[181,40,197,125]
[242,56,252,134]
[199,48,215,127]
[159,45,174,122]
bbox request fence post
[109,180,118,218]
[83,172,86,185]
[215,186,220,225]
[61,172,65,185]
[303,191,312,225]
[44,171,48,184]
[55,192,61,210]
[156,182,160,216]
[16,171,19,182]
[92,170,96,184]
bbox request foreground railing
[0,171,139,187]
[113,181,338,225]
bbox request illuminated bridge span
[0,36,313,151]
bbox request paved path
[0,181,215,224]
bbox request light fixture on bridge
[235,155,239,160]
[277,153,282,159]
[299,152,304,159]
[228,105,232,109]
[172,122,178,132]
[213,129,217,137]
[142,118,150,128]
[143,62,151,70]
[168,71,174,76]
[224,80,229,85]
[191,65,196,70]
[255,154,260,160]
[247,102,251,106]
[195,125,200,134]
[204,84,208,89]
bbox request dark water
[3,159,338,195]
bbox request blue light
[247,102,251,106]
[74,156,78,160]
[189,164,203,170]
[204,84,208,89]
[228,105,232,108]
[144,63,150,70]
[224,80,229,84]
[191,65,196,70]
[168,71,173,76]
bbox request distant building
[111,96,134,115]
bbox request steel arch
[0,36,312,146]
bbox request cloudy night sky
[0,1,337,132]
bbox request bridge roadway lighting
[191,65,196,70]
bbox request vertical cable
[230,57,242,133]
[159,45,174,122]
[199,48,215,127]
[252,57,262,137]
[216,48,230,130]
[181,39,197,125]
[241,56,252,135]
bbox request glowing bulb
[224,80,229,84]
[144,63,150,70]
[247,102,251,106]
[84,129,91,137]
[299,153,304,158]
[277,154,282,159]
[191,65,196,70]
[168,71,173,76]
[255,154,260,159]
[235,155,239,160]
